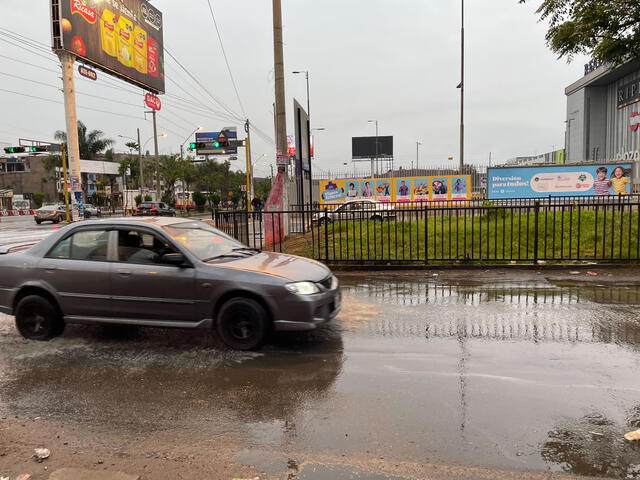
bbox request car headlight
[285,281,320,295]
[330,275,339,290]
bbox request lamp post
[118,132,143,207]
[367,120,378,182]
[179,127,203,215]
[293,70,313,209]
[416,141,422,173]
[180,126,203,160]
[143,133,167,201]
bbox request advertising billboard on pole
[52,0,165,93]
[487,163,633,199]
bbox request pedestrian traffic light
[4,146,25,154]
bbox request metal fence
[212,196,640,265]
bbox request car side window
[47,230,110,261]
[117,229,177,265]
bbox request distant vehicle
[0,217,341,350]
[312,199,396,225]
[134,201,176,217]
[83,204,101,218]
[34,204,66,224]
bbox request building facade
[566,60,640,166]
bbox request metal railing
[212,196,640,265]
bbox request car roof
[80,217,192,227]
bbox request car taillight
[51,210,57,214]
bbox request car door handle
[117,269,131,276]
[43,265,56,273]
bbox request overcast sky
[0,0,588,178]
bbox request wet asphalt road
[1,269,640,479]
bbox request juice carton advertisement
[117,15,134,68]
[147,35,160,78]
[99,9,117,57]
[133,26,148,74]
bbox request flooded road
[1,269,640,479]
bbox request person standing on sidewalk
[251,194,264,221]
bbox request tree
[54,120,115,159]
[157,155,183,205]
[192,190,207,212]
[31,192,45,209]
[521,0,640,64]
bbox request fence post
[324,207,329,262]
[424,205,429,265]
[533,201,540,265]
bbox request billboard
[53,0,165,93]
[319,175,471,204]
[195,128,238,155]
[352,136,393,159]
[294,99,310,172]
[488,163,633,199]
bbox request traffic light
[4,146,25,154]
[190,141,227,150]
[30,146,50,153]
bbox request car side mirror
[158,252,188,267]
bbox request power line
[205,0,246,118]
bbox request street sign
[78,65,97,81]
[240,185,247,192]
[145,93,161,111]
[276,154,289,166]
[481,176,487,185]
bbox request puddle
[298,464,413,480]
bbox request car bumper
[272,288,342,332]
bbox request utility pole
[147,109,160,199]
[58,51,82,220]
[61,143,71,222]
[245,120,252,213]
[273,0,287,165]
[137,128,143,200]
[458,0,465,174]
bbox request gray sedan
[0,217,341,349]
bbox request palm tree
[54,121,115,160]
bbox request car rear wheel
[15,295,64,341]
[35,219,42,225]
[370,214,383,222]
[216,297,268,350]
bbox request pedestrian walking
[251,194,264,221]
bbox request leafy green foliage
[54,121,115,159]
[192,190,207,211]
[521,0,640,64]
[134,194,142,206]
[31,192,45,209]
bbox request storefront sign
[78,65,97,80]
[617,79,640,109]
[630,112,640,132]
[144,92,161,111]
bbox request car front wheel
[15,295,64,341]
[216,297,268,350]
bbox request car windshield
[162,221,251,261]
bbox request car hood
[212,251,330,282]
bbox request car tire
[370,215,383,222]
[15,295,64,341]
[84,211,91,219]
[318,217,330,226]
[216,297,268,350]
[35,220,42,225]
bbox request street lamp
[143,132,167,153]
[416,141,422,172]
[180,126,203,160]
[292,70,310,118]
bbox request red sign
[631,112,640,132]
[145,93,161,111]
[70,0,97,24]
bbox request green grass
[310,209,640,263]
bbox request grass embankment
[284,209,640,263]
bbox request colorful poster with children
[412,178,429,201]
[375,179,391,201]
[431,177,449,201]
[360,180,375,199]
[396,178,411,202]
[345,181,359,199]
[320,180,347,203]
[451,176,468,200]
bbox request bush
[192,191,207,212]
[210,193,221,209]
[134,194,142,206]
[162,194,175,208]
[31,192,45,209]
[144,194,152,202]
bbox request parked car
[312,199,396,225]
[34,204,67,224]
[83,203,101,219]
[134,201,176,217]
[0,218,341,350]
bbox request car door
[40,228,113,318]
[109,227,196,322]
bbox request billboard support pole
[245,120,252,214]
[137,128,144,200]
[58,51,81,221]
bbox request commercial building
[565,60,640,166]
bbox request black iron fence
[212,196,640,265]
